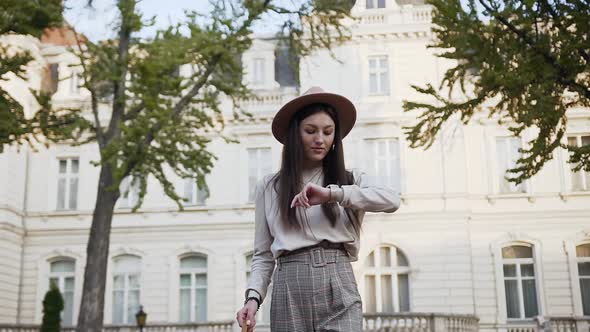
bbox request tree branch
[104,0,134,143]
[539,0,590,64]
[73,29,105,148]
[477,0,590,100]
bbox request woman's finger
[302,184,309,204]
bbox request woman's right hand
[236,300,258,332]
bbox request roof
[41,26,86,46]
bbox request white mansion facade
[0,1,589,331]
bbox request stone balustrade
[363,313,479,332]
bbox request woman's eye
[324,131,333,136]
[306,130,315,134]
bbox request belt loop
[311,247,326,267]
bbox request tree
[0,0,90,152]
[403,0,590,183]
[64,1,354,331]
[41,282,64,332]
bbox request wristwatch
[327,184,344,203]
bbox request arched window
[179,255,207,322]
[363,245,410,313]
[112,255,141,324]
[502,244,539,319]
[49,259,75,326]
[576,243,590,315]
[245,253,272,325]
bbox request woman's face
[299,111,335,167]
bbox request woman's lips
[311,148,325,153]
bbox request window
[502,245,539,319]
[576,243,590,315]
[112,255,141,324]
[57,158,79,210]
[183,178,208,205]
[246,253,272,325]
[120,176,140,208]
[367,0,386,8]
[49,259,75,326]
[70,71,81,94]
[365,138,401,192]
[496,137,527,194]
[368,56,390,95]
[253,58,265,84]
[248,148,272,202]
[568,135,590,191]
[179,255,207,322]
[363,245,410,313]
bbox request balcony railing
[502,316,590,332]
[363,313,479,332]
[356,7,433,26]
[3,316,586,332]
[0,321,233,332]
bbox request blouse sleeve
[245,177,275,302]
[336,169,401,213]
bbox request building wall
[1,2,589,329]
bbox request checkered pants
[270,247,362,331]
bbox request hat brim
[272,92,357,144]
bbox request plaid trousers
[270,247,363,331]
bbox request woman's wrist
[327,184,343,203]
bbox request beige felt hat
[271,86,357,144]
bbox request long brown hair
[271,103,360,233]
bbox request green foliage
[403,0,590,184]
[0,0,63,37]
[0,0,91,153]
[73,0,353,211]
[41,282,64,332]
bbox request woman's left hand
[291,182,330,208]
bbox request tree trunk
[76,163,120,332]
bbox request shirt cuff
[245,289,262,303]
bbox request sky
[63,0,286,42]
[63,0,212,41]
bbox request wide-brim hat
[271,86,357,144]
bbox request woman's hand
[236,300,258,332]
[291,182,331,208]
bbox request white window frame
[183,178,208,206]
[361,245,411,313]
[247,147,272,203]
[178,254,208,323]
[56,157,79,210]
[111,255,142,325]
[365,138,401,193]
[492,238,546,323]
[368,55,390,96]
[566,134,590,192]
[494,137,528,194]
[565,239,590,316]
[501,246,539,320]
[48,259,76,326]
[366,0,387,9]
[576,244,590,316]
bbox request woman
[236,87,400,331]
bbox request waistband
[277,242,349,268]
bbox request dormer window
[367,0,386,8]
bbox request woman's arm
[330,169,400,213]
[246,177,275,303]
